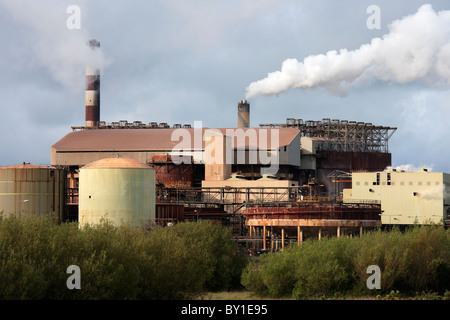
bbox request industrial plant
[1,40,449,254]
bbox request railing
[157,186,299,205]
[243,202,382,221]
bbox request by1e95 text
[225,304,267,315]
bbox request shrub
[0,216,246,299]
[241,226,450,299]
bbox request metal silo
[0,163,65,220]
[78,158,155,228]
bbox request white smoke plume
[386,164,434,172]
[417,184,450,201]
[1,0,110,92]
[245,4,450,99]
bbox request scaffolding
[259,118,397,153]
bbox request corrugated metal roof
[52,128,300,152]
[82,158,152,169]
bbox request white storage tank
[78,158,155,228]
[0,163,65,220]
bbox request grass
[202,290,450,300]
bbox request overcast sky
[1,0,450,173]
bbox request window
[376,173,380,186]
[387,173,391,185]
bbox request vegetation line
[0,215,448,300]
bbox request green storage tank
[78,158,155,228]
[0,163,65,220]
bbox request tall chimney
[85,39,100,128]
[237,100,250,128]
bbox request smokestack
[85,39,100,128]
[237,100,250,128]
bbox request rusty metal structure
[244,201,381,227]
[258,118,395,198]
[132,204,186,230]
[155,185,382,247]
[241,201,382,252]
[260,117,397,153]
[150,155,194,188]
[0,163,65,221]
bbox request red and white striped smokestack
[85,39,100,128]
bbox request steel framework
[260,118,396,153]
[157,186,299,206]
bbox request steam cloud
[245,4,450,99]
[1,0,110,92]
[386,164,434,172]
[417,184,450,201]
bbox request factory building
[345,168,450,227]
[2,37,446,256]
[35,39,398,244]
[51,123,303,221]
[50,81,394,233]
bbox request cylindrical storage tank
[78,158,155,228]
[0,163,65,220]
[237,100,250,128]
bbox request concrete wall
[350,169,450,225]
[299,137,325,170]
